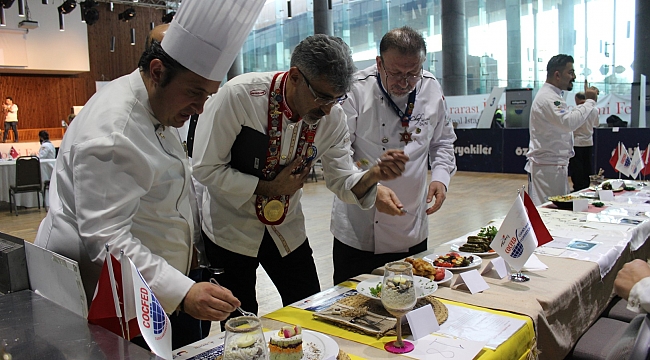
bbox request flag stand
[510,272,530,282]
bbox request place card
[406,304,439,340]
[598,190,614,201]
[572,199,589,212]
[481,256,509,279]
[452,269,490,294]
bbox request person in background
[2,97,18,143]
[607,259,650,358]
[192,34,409,326]
[33,0,265,349]
[38,130,56,159]
[525,54,599,205]
[330,26,456,285]
[568,91,600,191]
[491,108,505,129]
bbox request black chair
[9,156,42,215]
[42,180,50,210]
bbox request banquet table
[406,182,650,360]
[0,158,56,208]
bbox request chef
[34,0,264,349]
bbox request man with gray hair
[330,26,457,284]
[193,34,409,322]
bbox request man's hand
[255,157,311,197]
[375,185,404,215]
[583,80,599,101]
[426,181,447,215]
[614,259,650,300]
[368,150,410,182]
[182,282,241,321]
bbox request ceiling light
[58,0,76,14]
[118,7,135,21]
[161,10,174,23]
[80,0,98,24]
[1,0,15,9]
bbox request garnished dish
[548,195,578,210]
[590,180,625,192]
[450,226,497,255]
[423,252,483,271]
[356,275,438,299]
[268,325,303,360]
[405,257,452,283]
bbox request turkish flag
[609,142,620,172]
[642,146,650,177]
[87,253,140,340]
[522,190,553,247]
[9,147,18,159]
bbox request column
[631,0,650,127]
[557,0,575,56]
[505,0,521,89]
[313,0,333,35]
[441,0,467,95]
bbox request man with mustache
[192,34,409,324]
[34,0,264,349]
[330,26,457,285]
[525,54,599,205]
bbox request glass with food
[381,261,417,354]
[222,316,268,360]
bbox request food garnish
[369,283,382,297]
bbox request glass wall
[241,0,636,97]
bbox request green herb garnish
[592,201,604,207]
[369,283,382,297]
[477,226,498,240]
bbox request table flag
[9,146,18,159]
[490,195,538,272]
[609,142,621,172]
[615,143,633,177]
[642,145,650,177]
[521,190,553,246]
[630,146,645,179]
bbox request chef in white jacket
[34,0,264,349]
[525,54,599,205]
[330,27,456,284]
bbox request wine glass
[222,316,268,360]
[381,261,417,354]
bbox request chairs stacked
[8,156,42,215]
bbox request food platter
[590,180,625,192]
[423,252,483,271]
[264,330,339,360]
[433,269,453,284]
[450,242,498,257]
[356,275,438,300]
[547,195,578,210]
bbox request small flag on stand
[609,142,621,172]
[490,194,539,272]
[87,248,171,359]
[641,145,650,177]
[9,147,18,159]
[615,143,633,177]
[630,146,645,179]
[521,190,553,247]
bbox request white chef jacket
[192,71,377,258]
[525,83,597,167]
[35,70,195,313]
[573,107,599,147]
[330,65,457,254]
[38,141,56,159]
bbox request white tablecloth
[0,159,56,208]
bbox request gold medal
[263,199,284,222]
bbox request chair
[9,156,42,215]
[42,180,50,210]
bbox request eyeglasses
[297,68,348,106]
[381,64,423,85]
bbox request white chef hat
[161,0,265,81]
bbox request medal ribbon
[377,73,416,144]
[255,72,319,225]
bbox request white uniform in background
[525,83,596,205]
[35,70,195,312]
[331,65,457,254]
[573,108,599,147]
[38,141,56,159]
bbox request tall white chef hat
[161,0,265,81]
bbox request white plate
[423,252,483,271]
[265,329,339,360]
[433,269,454,284]
[355,275,438,300]
[450,242,498,257]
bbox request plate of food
[449,226,498,256]
[423,252,483,271]
[356,275,438,300]
[547,195,578,210]
[405,257,453,284]
[265,327,339,360]
[590,180,625,192]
